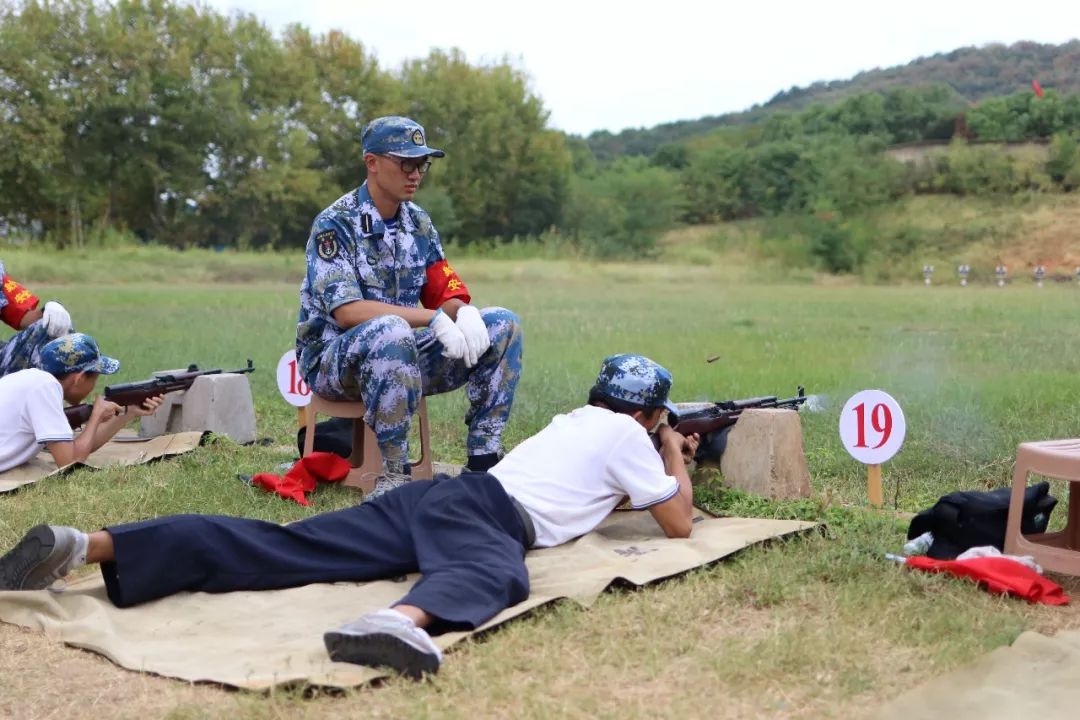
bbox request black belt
[509,496,536,549]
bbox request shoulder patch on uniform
[316,230,339,261]
[360,214,373,234]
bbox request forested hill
[585,40,1080,161]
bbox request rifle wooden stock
[668,411,742,438]
[62,359,255,429]
[63,404,93,429]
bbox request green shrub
[563,158,684,259]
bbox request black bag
[906,482,1057,559]
[295,417,354,459]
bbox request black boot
[465,452,501,473]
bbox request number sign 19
[839,389,906,465]
[276,349,312,407]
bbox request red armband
[421,260,471,309]
[1,275,40,330]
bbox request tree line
[638,85,1080,269]
[4,1,1080,263]
[0,0,569,249]
[585,39,1080,162]
[568,83,1080,265]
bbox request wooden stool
[301,395,434,493]
[1004,439,1080,575]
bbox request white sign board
[276,349,311,407]
[838,389,906,465]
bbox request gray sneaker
[363,472,411,503]
[324,608,443,679]
[0,525,80,590]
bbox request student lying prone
[0,354,696,678]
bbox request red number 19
[853,402,892,449]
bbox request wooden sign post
[867,463,883,507]
[839,390,906,508]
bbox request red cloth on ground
[906,555,1070,606]
[251,452,351,506]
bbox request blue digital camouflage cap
[593,354,677,413]
[361,116,446,158]
[39,333,120,376]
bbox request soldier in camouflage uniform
[297,117,523,494]
[0,259,73,376]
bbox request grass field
[2,248,1080,719]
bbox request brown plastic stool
[1004,439,1080,575]
[301,394,434,493]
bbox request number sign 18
[839,389,906,465]
[276,349,312,407]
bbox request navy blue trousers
[99,473,531,632]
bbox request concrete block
[718,408,811,500]
[139,374,256,444]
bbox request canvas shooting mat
[0,431,203,493]
[876,630,1080,720]
[0,509,816,689]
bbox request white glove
[455,305,491,369]
[41,301,73,337]
[429,308,467,361]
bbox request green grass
[2,252,1080,718]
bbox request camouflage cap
[592,354,677,413]
[39,333,120,376]
[361,116,445,158]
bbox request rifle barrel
[673,386,807,429]
[731,395,777,409]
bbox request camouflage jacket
[296,183,448,381]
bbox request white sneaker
[0,525,82,590]
[324,608,443,678]
[363,472,411,503]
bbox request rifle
[667,386,808,464]
[63,360,255,429]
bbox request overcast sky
[203,0,1080,136]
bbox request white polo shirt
[0,369,74,472]
[491,405,680,547]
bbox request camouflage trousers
[309,307,523,472]
[0,321,51,377]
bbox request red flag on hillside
[1032,79,1045,98]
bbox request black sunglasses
[382,155,433,174]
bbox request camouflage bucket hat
[361,116,446,158]
[593,354,677,413]
[39,333,120,376]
